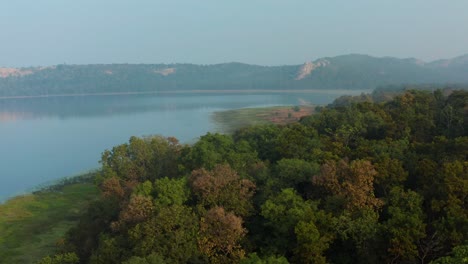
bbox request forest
[38,89,467,264]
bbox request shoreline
[213,105,316,133]
[0,89,372,100]
[0,169,98,204]
[0,103,317,203]
[0,175,100,263]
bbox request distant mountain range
[1,54,468,97]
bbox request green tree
[241,253,289,264]
[433,161,468,247]
[384,187,426,263]
[64,198,120,263]
[275,124,321,161]
[153,177,190,208]
[122,253,166,264]
[273,158,319,191]
[293,219,330,264]
[233,124,281,162]
[261,188,335,260]
[128,205,199,263]
[332,209,381,263]
[430,244,468,264]
[374,158,408,197]
[99,136,181,182]
[182,133,258,173]
[37,253,79,264]
[90,235,128,264]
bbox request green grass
[213,105,314,133]
[0,182,99,263]
[213,107,275,132]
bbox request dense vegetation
[39,89,466,264]
[0,174,99,263]
[2,54,468,97]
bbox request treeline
[0,63,298,97]
[40,89,467,264]
[2,54,468,97]
[331,84,468,107]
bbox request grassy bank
[213,105,315,133]
[0,175,99,263]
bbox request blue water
[0,91,362,201]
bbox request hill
[1,54,468,97]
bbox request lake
[0,91,365,201]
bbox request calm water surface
[0,92,362,201]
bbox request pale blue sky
[1,0,467,67]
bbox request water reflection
[0,92,358,122]
[0,92,362,201]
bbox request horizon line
[2,53,467,69]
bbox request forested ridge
[2,54,468,97]
[39,89,467,264]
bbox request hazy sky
[1,0,468,67]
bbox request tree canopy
[41,89,467,264]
